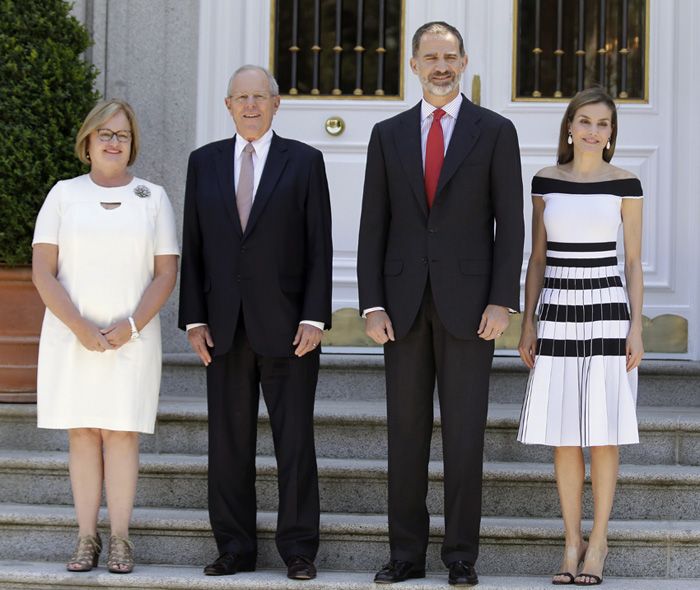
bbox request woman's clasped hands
[75,318,135,351]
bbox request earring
[567,132,573,145]
[86,152,91,161]
[606,139,611,150]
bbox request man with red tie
[357,22,524,586]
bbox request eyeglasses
[96,129,132,143]
[228,93,273,105]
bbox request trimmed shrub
[0,0,99,265]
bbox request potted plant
[0,0,98,401]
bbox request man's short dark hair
[412,21,465,57]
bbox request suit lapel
[394,102,428,217]
[436,96,481,199]
[243,132,289,238]
[215,137,243,236]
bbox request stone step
[0,562,697,590]
[2,450,700,521]
[3,399,699,466]
[160,354,700,407]
[0,503,698,578]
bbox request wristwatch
[127,316,140,341]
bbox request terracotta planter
[0,266,45,402]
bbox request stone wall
[71,0,199,352]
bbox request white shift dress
[32,174,180,433]
[517,177,643,447]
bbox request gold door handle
[471,74,481,106]
[325,116,346,136]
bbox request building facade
[70,0,700,360]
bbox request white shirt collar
[420,93,463,124]
[234,127,274,158]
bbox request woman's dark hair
[557,87,618,164]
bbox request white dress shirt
[187,128,324,332]
[420,93,462,169]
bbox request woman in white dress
[32,99,179,573]
[517,88,644,586]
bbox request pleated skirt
[517,242,639,447]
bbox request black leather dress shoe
[286,555,317,580]
[374,560,426,584]
[448,560,478,586]
[203,552,256,576]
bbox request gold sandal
[107,535,134,574]
[66,533,102,571]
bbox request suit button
[428,228,437,234]
[236,274,241,281]
[240,247,247,253]
[421,257,427,264]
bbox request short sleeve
[154,188,180,256]
[621,178,643,198]
[530,176,545,197]
[32,182,63,246]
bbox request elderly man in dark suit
[357,22,524,586]
[179,65,332,580]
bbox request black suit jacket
[357,96,524,340]
[179,133,333,357]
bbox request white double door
[197,0,698,358]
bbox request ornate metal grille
[272,0,403,97]
[514,0,647,100]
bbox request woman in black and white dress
[517,88,644,586]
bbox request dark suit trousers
[205,313,320,562]
[384,285,494,567]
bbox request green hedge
[0,0,99,265]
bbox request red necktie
[424,108,446,208]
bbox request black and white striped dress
[518,177,643,447]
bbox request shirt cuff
[362,307,385,318]
[186,323,207,331]
[300,320,324,330]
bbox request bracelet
[128,316,140,340]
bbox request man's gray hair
[227,65,280,97]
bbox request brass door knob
[325,116,346,136]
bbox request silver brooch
[134,185,151,198]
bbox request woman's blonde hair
[74,99,140,166]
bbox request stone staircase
[0,355,698,589]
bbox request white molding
[672,0,700,359]
[307,141,368,154]
[196,1,237,147]
[196,1,272,147]
[276,101,414,113]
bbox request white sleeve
[362,307,385,318]
[32,182,63,246]
[154,188,180,256]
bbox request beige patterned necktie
[237,142,255,231]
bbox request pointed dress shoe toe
[286,555,317,580]
[203,552,256,576]
[448,560,479,586]
[374,560,426,584]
